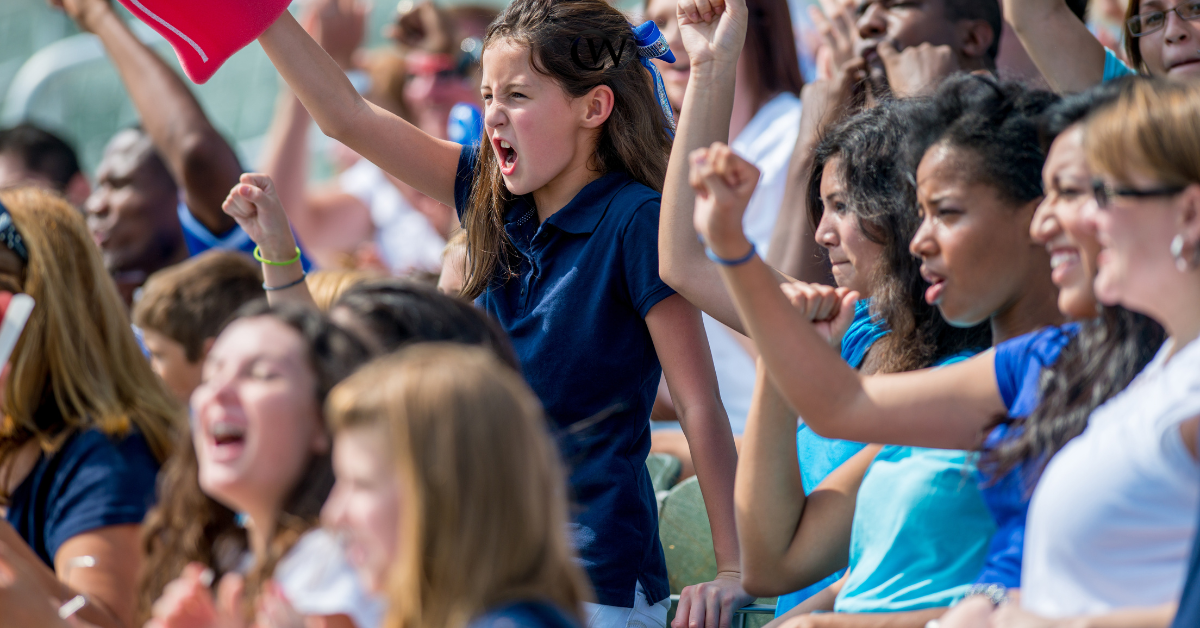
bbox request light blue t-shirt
[833,352,994,613]
[775,300,886,616]
[1103,47,1137,82]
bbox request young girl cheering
[249,1,743,625]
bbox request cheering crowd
[0,0,1199,627]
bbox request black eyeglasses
[1127,1,1200,37]
[1091,180,1186,207]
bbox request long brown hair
[0,186,179,488]
[327,344,592,628]
[1124,0,1147,73]
[137,302,371,622]
[461,0,673,299]
[742,0,804,108]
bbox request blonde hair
[306,268,384,312]
[0,187,179,481]
[327,344,591,628]
[1086,78,1200,187]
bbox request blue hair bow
[631,21,677,137]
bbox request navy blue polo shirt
[455,146,674,608]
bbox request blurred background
[0,0,822,175]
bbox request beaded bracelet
[253,245,302,266]
[263,274,307,292]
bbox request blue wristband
[705,244,757,266]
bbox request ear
[578,84,615,130]
[956,19,997,66]
[65,172,91,209]
[1178,184,1200,248]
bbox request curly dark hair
[137,301,371,623]
[807,100,991,373]
[904,74,1060,208]
[981,80,1166,486]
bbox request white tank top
[1022,337,1200,616]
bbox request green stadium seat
[658,477,776,628]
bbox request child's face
[480,40,596,197]
[142,329,204,404]
[323,425,403,594]
[190,317,327,521]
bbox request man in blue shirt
[54,0,254,305]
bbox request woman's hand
[677,0,748,73]
[779,282,857,348]
[674,571,757,628]
[689,143,759,260]
[810,0,859,80]
[146,563,247,628]
[222,173,299,262]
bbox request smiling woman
[139,302,380,628]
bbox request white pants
[584,582,671,628]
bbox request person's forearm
[678,400,742,572]
[737,365,811,596]
[659,61,746,332]
[259,91,314,236]
[720,256,864,429]
[1003,0,1106,93]
[259,12,460,207]
[84,7,239,235]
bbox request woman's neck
[990,267,1065,344]
[1154,277,1200,359]
[244,510,278,559]
[531,152,604,224]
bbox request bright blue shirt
[975,324,1078,588]
[776,300,886,616]
[1103,48,1137,82]
[469,601,579,628]
[5,429,160,566]
[178,202,312,271]
[454,146,674,608]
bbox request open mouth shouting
[494,136,519,176]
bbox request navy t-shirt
[469,601,580,628]
[5,428,160,567]
[975,324,1078,587]
[454,146,675,607]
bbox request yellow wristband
[253,245,302,266]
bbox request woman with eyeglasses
[1004,0,1200,94]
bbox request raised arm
[223,174,318,310]
[53,0,240,236]
[1004,0,1108,94]
[690,143,1005,450]
[258,12,460,207]
[736,360,870,596]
